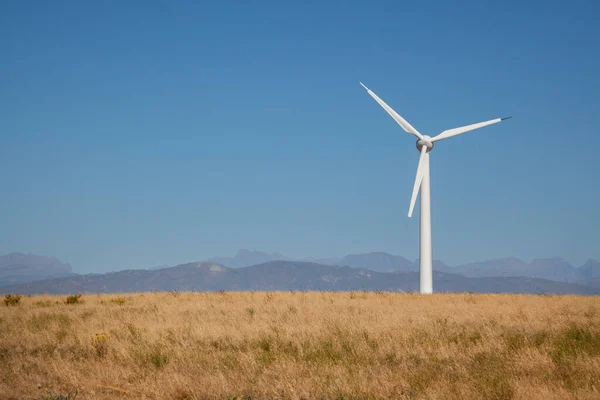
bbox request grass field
[1,292,599,399]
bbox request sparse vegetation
[4,293,21,306]
[34,300,55,308]
[65,294,82,305]
[109,297,126,306]
[0,292,598,399]
[148,345,169,369]
[90,333,108,358]
[38,390,78,400]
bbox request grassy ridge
[1,292,599,399]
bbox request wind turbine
[359,82,511,294]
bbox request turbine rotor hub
[416,135,434,152]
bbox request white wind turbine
[359,82,511,294]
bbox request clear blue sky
[1,1,599,273]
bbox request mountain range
[1,250,599,295]
[1,260,598,295]
[208,250,600,286]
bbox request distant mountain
[441,256,596,286]
[383,254,599,287]
[1,260,598,295]
[579,259,600,287]
[3,251,599,292]
[340,252,416,272]
[208,249,289,268]
[529,257,582,283]
[443,257,530,278]
[148,264,170,270]
[414,258,453,273]
[580,259,600,278]
[0,253,74,287]
[302,257,343,266]
[206,251,600,287]
[208,250,345,269]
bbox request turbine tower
[359,82,511,294]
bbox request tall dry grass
[1,292,599,399]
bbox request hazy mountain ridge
[579,259,600,287]
[1,260,598,295]
[2,252,599,291]
[317,253,598,287]
[339,252,415,272]
[205,251,599,287]
[441,257,597,286]
[0,253,74,287]
[208,250,290,268]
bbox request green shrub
[549,326,600,390]
[148,345,169,368]
[65,294,82,304]
[550,325,600,365]
[4,293,21,306]
[133,342,170,369]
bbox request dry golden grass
[1,292,599,399]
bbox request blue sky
[1,1,599,273]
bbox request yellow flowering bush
[90,333,108,358]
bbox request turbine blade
[408,145,428,218]
[360,83,423,139]
[431,116,511,142]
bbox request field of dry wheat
[1,291,599,400]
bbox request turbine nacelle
[416,135,434,152]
